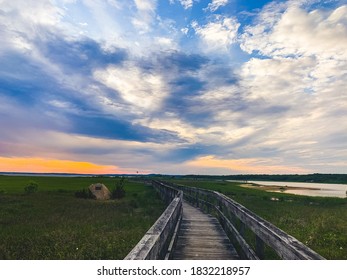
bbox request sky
[0,0,347,175]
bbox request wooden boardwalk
[171,201,239,260]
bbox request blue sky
[0,0,347,174]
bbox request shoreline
[240,183,322,191]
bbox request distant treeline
[171,174,347,184]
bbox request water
[240,181,347,198]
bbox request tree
[112,177,126,199]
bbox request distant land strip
[1,172,347,184]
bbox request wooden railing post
[255,235,265,259]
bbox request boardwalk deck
[171,201,239,260]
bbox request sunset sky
[1,0,347,175]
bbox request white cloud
[154,36,178,49]
[79,0,126,46]
[134,0,156,11]
[205,0,229,12]
[169,0,200,10]
[93,63,168,112]
[238,2,347,118]
[181,27,189,34]
[240,4,347,60]
[239,56,317,101]
[0,0,64,53]
[192,16,240,52]
[179,0,193,9]
[132,0,157,33]
[0,0,64,27]
[235,55,347,173]
[191,2,347,173]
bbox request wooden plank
[165,181,325,260]
[171,201,239,260]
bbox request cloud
[169,0,204,10]
[39,35,127,74]
[185,155,309,174]
[132,0,157,33]
[192,16,240,52]
[1,0,346,175]
[240,4,347,59]
[213,1,347,174]
[159,51,209,72]
[67,113,183,143]
[0,0,64,29]
[178,0,194,10]
[0,126,183,173]
[94,62,169,111]
[239,56,317,101]
[205,0,229,12]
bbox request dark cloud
[38,35,127,74]
[159,145,213,163]
[169,76,203,96]
[0,52,65,109]
[159,51,209,72]
[163,76,215,127]
[67,113,184,143]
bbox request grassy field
[1,175,346,260]
[168,178,347,260]
[0,176,165,259]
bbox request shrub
[24,181,38,194]
[75,188,93,199]
[112,177,126,199]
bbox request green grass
[0,176,165,259]
[168,178,347,260]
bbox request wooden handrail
[124,181,183,260]
[166,181,325,260]
[215,192,325,259]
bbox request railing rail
[124,180,183,260]
[164,181,325,260]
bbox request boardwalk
[126,181,325,260]
[171,201,239,260]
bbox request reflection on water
[247,181,347,198]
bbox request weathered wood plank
[168,181,325,260]
[171,201,239,260]
[127,180,324,261]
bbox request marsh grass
[0,176,165,259]
[169,178,347,259]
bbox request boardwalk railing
[164,181,325,260]
[124,180,183,260]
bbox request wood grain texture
[171,201,239,260]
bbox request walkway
[171,201,239,260]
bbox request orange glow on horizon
[186,155,308,174]
[0,157,127,174]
